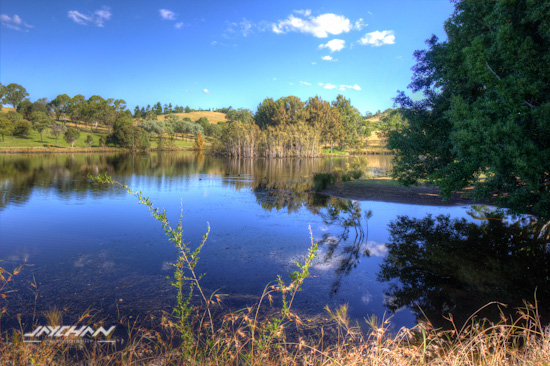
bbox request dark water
[1,152,548,334]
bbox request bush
[13,120,32,136]
[85,135,94,147]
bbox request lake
[1,152,549,334]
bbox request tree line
[1,82,378,156]
[216,95,371,157]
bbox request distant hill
[0,107,16,114]
[156,111,228,124]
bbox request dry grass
[0,107,17,114]
[156,111,228,124]
[1,300,549,365]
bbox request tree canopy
[387,0,550,219]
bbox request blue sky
[1,1,454,114]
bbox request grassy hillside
[156,111,228,124]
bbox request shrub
[13,120,32,136]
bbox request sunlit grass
[0,129,108,149]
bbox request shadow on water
[378,209,550,328]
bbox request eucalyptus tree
[50,123,66,144]
[50,94,71,123]
[306,96,342,153]
[29,111,52,141]
[387,0,550,219]
[64,127,81,148]
[69,94,86,127]
[2,83,28,109]
[0,118,14,142]
[16,100,32,119]
[332,94,365,150]
[226,108,254,124]
[134,105,142,118]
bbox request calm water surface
[1,152,548,333]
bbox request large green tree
[29,111,51,141]
[388,0,550,219]
[307,96,342,153]
[332,94,366,151]
[50,94,71,122]
[2,83,29,109]
[0,118,14,142]
[64,127,81,148]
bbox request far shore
[320,178,486,206]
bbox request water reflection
[319,200,372,295]
[0,153,392,212]
[378,211,550,328]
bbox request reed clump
[1,174,548,365]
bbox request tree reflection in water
[319,199,372,295]
[378,210,550,328]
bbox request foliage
[13,120,32,137]
[85,135,94,147]
[194,131,205,150]
[49,123,66,144]
[307,96,342,153]
[332,94,368,150]
[16,100,32,119]
[226,108,254,124]
[6,111,23,123]
[0,118,14,142]
[376,108,407,132]
[50,94,71,121]
[29,111,51,142]
[388,0,550,219]
[110,126,150,150]
[2,83,28,109]
[63,127,81,148]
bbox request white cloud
[319,82,336,90]
[294,9,312,17]
[67,11,92,25]
[319,39,345,52]
[321,55,337,62]
[94,7,112,26]
[359,30,395,47]
[339,84,362,91]
[354,18,367,31]
[1,14,33,31]
[68,6,111,27]
[366,241,388,257]
[272,12,353,38]
[159,9,176,21]
[202,89,211,94]
[224,18,254,37]
[175,22,184,29]
[299,81,311,86]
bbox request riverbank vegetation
[1,84,396,155]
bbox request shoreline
[319,178,485,206]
